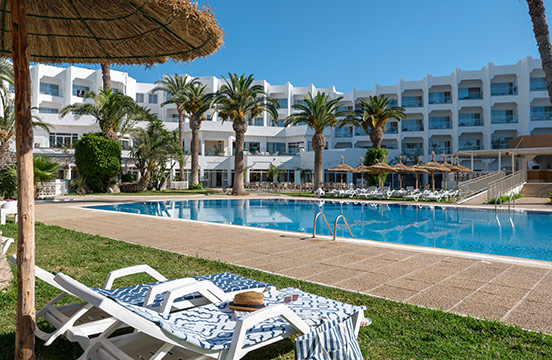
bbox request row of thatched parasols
[327,152,473,191]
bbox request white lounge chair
[314,188,325,197]
[372,186,392,200]
[0,201,17,225]
[54,272,365,360]
[9,256,274,349]
[1,236,14,255]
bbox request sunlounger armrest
[103,265,167,290]
[227,304,311,359]
[159,280,226,314]
[143,278,198,308]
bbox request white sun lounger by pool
[9,256,274,349]
[54,272,365,360]
[1,236,14,255]
[0,201,17,225]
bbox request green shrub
[188,182,203,190]
[75,133,121,193]
[488,193,523,204]
[121,172,135,183]
[0,165,17,199]
[363,147,389,186]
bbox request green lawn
[87,188,220,196]
[0,222,551,359]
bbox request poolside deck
[35,194,552,333]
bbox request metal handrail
[312,212,333,238]
[333,215,353,241]
[459,171,505,197]
[487,169,527,203]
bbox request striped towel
[294,317,362,360]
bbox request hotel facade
[27,56,552,187]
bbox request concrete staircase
[521,182,552,198]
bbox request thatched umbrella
[410,157,430,190]
[422,152,450,191]
[392,155,425,190]
[367,159,397,187]
[353,157,374,189]
[1,1,223,356]
[327,155,354,188]
[445,155,473,191]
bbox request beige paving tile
[407,292,460,310]
[345,258,395,272]
[451,301,511,321]
[304,268,365,285]
[503,311,552,333]
[423,285,475,300]
[376,250,417,262]
[525,289,552,304]
[440,277,486,291]
[279,263,335,278]
[490,271,543,290]
[456,265,507,282]
[319,253,368,267]
[387,278,433,292]
[369,285,418,301]
[335,272,393,292]
[478,283,529,299]
[465,291,521,308]
[514,300,552,315]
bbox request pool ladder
[312,212,354,241]
[494,191,516,212]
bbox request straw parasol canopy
[423,152,450,191]
[367,159,397,187]
[2,1,223,356]
[392,155,425,190]
[0,1,224,64]
[441,155,473,191]
[411,157,430,189]
[327,155,354,187]
[353,157,374,189]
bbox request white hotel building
[29,56,552,187]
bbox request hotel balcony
[429,116,452,130]
[401,96,423,108]
[491,82,518,96]
[458,113,483,127]
[458,139,482,151]
[458,88,482,100]
[428,92,452,105]
[530,106,552,121]
[491,112,518,124]
[402,120,424,132]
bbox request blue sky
[90,0,544,92]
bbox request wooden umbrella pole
[12,0,36,358]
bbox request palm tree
[33,156,60,199]
[285,92,351,189]
[266,163,286,183]
[182,82,215,187]
[527,0,552,104]
[153,74,195,181]
[60,89,141,140]
[131,119,181,192]
[214,73,278,195]
[0,91,50,170]
[101,64,111,90]
[340,95,406,149]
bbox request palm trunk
[369,126,384,149]
[232,120,247,195]
[0,138,11,170]
[312,130,326,190]
[190,119,200,186]
[177,110,185,181]
[527,0,552,105]
[101,64,111,90]
[138,166,153,192]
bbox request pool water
[90,199,552,262]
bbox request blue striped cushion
[111,287,364,351]
[94,272,271,308]
[294,317,362,360]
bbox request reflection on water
[91,199,552,262]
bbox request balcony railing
[491,137,513,149]
[458,114,483,127]
[401,96,423,108]
[491,114,518,124]
[385,124,399,134]
[491,83,518,96]
[458,141,481,151]
[429,145,451,155]
[402,146,423,156]
[428,93,452,104]
[335,127,353,138]
[402,122,424,132]
[458,88,482,100]
[531,112,552,121]
[429,117,452,130]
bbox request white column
[498,151,501,172]
[470,154,474,170]
[511,153,515,173]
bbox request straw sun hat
[228,291,266,312]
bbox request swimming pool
[89,199,552,262]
